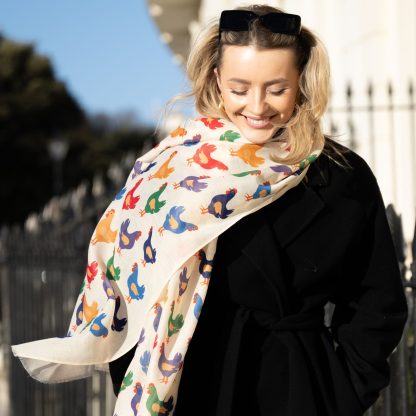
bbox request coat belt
[215,305,326,416]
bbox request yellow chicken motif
[230,143,265,167]
[148,150,178,180]
[91,209,118,245]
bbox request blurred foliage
[0,34,155,226]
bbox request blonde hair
[172,4,335,164]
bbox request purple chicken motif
[158,342,183,384]
[117,219,141,255]
[153,303,163,331]
[245,181,271,201]
[111,295,127,332]
[177,267,190,303]
[173,175,210,192]
[158,206,198,236]
[131,160,157,179]
[200,188,237,219]
[183,134,201,146]
[130,381,143,416]
[270,164,293,176]
[142,226,157,267]
[101,272,116,300]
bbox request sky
[1,0,190,126]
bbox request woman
[12,4,407,416]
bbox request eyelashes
[230,89,288,96]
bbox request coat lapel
[239,156,329,314]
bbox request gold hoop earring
[218,97,225,112]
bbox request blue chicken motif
[125,263,145,303]
[193,293,203,319]
[158,206,198,236]
[90,313,108,337]
[245,181,271,201]
[142,226,157,267]
[111,295,127,332]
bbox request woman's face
[215,45,300,144]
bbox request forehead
[219,45,298,82]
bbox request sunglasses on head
[219,10,301,37]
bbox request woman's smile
[241,114,275,129]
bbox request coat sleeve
[329,167,408,412]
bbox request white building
[148,0,416,242]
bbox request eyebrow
[227,77,289,87]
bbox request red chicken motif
[86,261,98,289]
[198,117,224,129]
[186,143,229,171]
[123,178,143,210]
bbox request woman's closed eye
[230,90,247,96]
[230,88,288,96]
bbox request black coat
[110,140,408,416]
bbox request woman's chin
[238,124,279,144]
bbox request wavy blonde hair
[176,4,332,164]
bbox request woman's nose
[247,90,269,115]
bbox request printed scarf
[12,117,323,416]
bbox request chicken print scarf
[12,117,323,416]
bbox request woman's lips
[242,115,273,129]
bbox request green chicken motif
[166,301,184,343]
[106,249,121,281]
[219,129,240,142]
[146,383,174,416]
[119,370,133,393]
[140,183,168,216]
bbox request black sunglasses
[219,10,301,37]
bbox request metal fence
[0,149,147,416]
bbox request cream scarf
[12,117,323,416]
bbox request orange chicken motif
[83,293,99,323]
[169,127,187,137]
[230,143,265,167]
[148,150,178,180]
[91,209,118,245]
